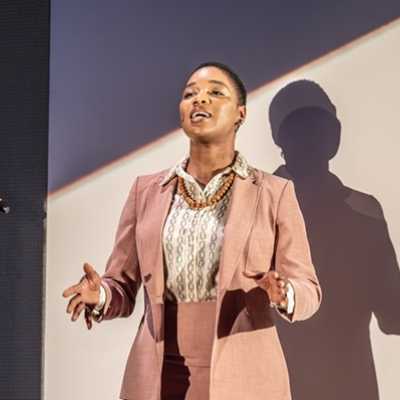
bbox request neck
[186,142,236,185]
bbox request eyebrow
[185,79,230,90]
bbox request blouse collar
[160,151,250,187]
[159,151,250,202]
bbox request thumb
[83,263,100,290]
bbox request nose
[193,90,211,105]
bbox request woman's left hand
[243,270,289,309]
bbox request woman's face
[179,66,245,144]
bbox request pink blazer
[98,167,322,400]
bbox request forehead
[186,66,234,88]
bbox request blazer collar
[159,151,251,187]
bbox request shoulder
[137,169,169,186]
[251,167,291,194]
[130,169,170,194]
[246,167,294,212]
[343,186,384,220]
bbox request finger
[268,270,279,281]
[270,290,284,304]
[267,277,286,293]
[270,289,288,306]
[255,275,270,291]
[277,279,287,288]
[268,284,284,307]
[275,282,288,296]
[268,283,287,301]
[71,302,85,321]
[262,274,285,297]
[279,298,288,309]
[242,270,265,280]
[84,263,100,290]
[62,283,81,298]
[83,262,94,273]
[268,277,284,290]
[67,294,82,314]
[85,308,93,330]
[84,263,98,280]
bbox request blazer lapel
[218,171,262,292]
[140,176,176,303]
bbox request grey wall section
[0,1,49,399]
[49,0,400,191]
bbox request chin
[184,127,214,142]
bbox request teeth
[191,111,211,119]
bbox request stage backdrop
[46,2,400,399]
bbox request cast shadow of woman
[268,80,400,400]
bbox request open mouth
[190,110,212,122]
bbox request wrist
[94,284,106,311]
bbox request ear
[234,105,247,133]
[238,105,246,122]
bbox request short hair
[189,61,247,106]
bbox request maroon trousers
[161,300,217,400]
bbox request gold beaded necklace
[177,171,235,209]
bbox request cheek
[217,106,237,126]
[179,102,187,122]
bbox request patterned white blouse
[160,152,250,302]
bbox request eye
[211,89,224,96]
[183,91,193,99]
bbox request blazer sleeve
[275,180,322,322]
[95,178,142,321]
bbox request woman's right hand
[62,263,101,329]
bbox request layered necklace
[177,171,235,209]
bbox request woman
[63,62,322,400]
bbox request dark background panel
[0,1,49,399]
[49,0,400,191]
